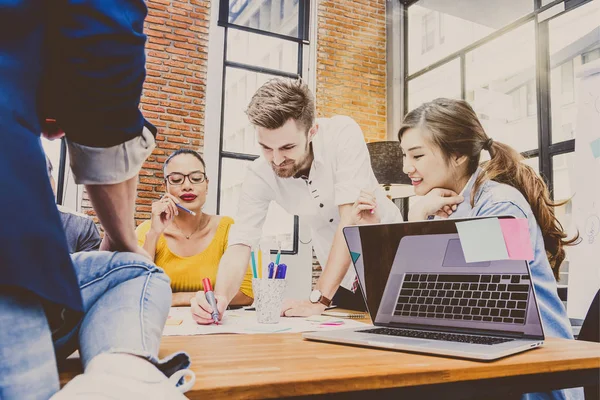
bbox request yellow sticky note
[166,317,183,326]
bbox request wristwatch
[309,289,332,307]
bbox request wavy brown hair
[398,98,579,279]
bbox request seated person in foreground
[136,149,253,306]
[396,98,581,400]
[46,155,101,253]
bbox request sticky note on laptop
[590,138,600,159]
[499,218,534,261]
[456,218,534,263]
[456,218,509,263]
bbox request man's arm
[171,290,253,307]
[190,244,253,324]
[314,203,354,300]
[214,244,252,305]
[86,176,146,255]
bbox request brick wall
[82,0,211,226]
[315,0,387,142]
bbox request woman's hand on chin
[408,188,464,221]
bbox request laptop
[303,217,545,361]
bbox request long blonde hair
[398,98,579,279]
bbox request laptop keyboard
[394,273,530,325]
[358,327,514,345]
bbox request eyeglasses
[165,171,206,185]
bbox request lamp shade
[366,141,412,186]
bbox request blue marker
[268,262,275,279]
[276,263,287,279]
[176,203,196,216]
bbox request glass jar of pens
[250,245,287,324]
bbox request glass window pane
[552,152,576,285]
[41,137,62,187]
[220,158,295,251]
[226,28,298,74]
[465,22,538,153]
[223,68,277,155]
[407,58,461,111]
[523,156,539,175]
[41,138,83,210]
[408,1,534,74]
[549,0,600,143]
[228,0,299,38]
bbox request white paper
[163,307,370,336]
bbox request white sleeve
[227,163,275,249]
[333,118,376,206]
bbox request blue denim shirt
[451,169,582,400]
[450,168,572,340]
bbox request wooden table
[60,330,600,399]
[155,335,599,399]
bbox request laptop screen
[344,217,544,339]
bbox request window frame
[401,0,592,197]
[214,0,312,255]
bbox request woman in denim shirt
[398,98,581,400]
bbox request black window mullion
[223,23,305,44]
[217,0,309,255]
[216,24,229,215]
[549,139,575,156]
[534,8,554,194]
[402,4,409,117]
[56,138,68,205]
[225,60,299,79]
[297,0,304,77]
[460,53,466,100]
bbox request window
[438,13,445,45]
[465,22,538,153]
[228,0,299,37]
[421,12,435,54]
[41,138,82,210]
[582,47,600,64]
[217,0,310,253]
[405,0,598,291]
[408,2,534,74]
[549,0,600,143]
[407,58,461,111]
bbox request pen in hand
[202,278,220,325]
[176,203,196,216]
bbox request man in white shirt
[192,78,402,321]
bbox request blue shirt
[450,169,581,400]
[451,168,572,339]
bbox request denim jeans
[0,251,189,400]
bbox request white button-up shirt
[228,116,403,290]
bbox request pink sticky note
[499,219,534,261]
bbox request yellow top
[136,216,253,298]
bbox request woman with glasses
[136,149,254,306]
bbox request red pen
[202,278,220,325]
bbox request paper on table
[163,307,369,336]
[498,218,534,261]
[455,218,509,263]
